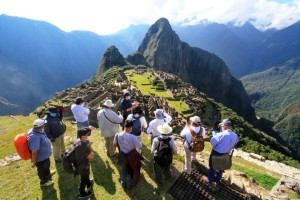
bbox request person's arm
[43,123,53,140]
[163,112,172,123]
[109,110,123,123]
[31,150,38,168]
[151,138,158,154]
[146,122,153,134]
[140,117,148,128]
[87,152,94,159]
[170,138,177,154]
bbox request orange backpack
[14,133,31,160]
[188,127,205,152]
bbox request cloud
[0,0,299,34]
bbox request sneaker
[87,180,94,191]
[50,170,56,176]
[40,180,54,187]
[78,191,93,199]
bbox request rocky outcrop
[95,46,126,78]
[126,51,150,66]
[138,18,256,122]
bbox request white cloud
[0,0,299,34]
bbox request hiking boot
[87,180,94,191]
[40,180,54,187]
[78,191,93,199]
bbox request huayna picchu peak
[138,18,256,122]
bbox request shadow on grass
[90,151,116,195]
[55,161,80,200]
[41,184,58,200]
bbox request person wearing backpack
[151,123,177,185]
[127,106,148,142]
[75,127,94,199]
[146,109,172,144]
[27,119,55,187]
[113,120,142,189]
[180,116,206,174]
[97,99,123,157]
[44,106,66,162]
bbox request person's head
[157,123,173,135]
[154,109,164,119]
[133,106,143,116]
[219,119,232,131]
[77,127,91,140]
[123,92,131,100]
[124,120,133,132]
[102,99,115,109]
[190,116,201,127]
[45,106,58,117]
[75,97,84,105]
[33,119,45,131]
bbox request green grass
[125,70,191,116]
[232,165,279,191]
[0,114,285,199]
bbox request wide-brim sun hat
[103,99,115,108]
[157,123,173,135]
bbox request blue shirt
[113,132,142,154]
[27,128,52,162]
[120,99,132,116]
[210,129,238,154]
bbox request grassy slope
[0,115,280,200]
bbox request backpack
[62,142,80,174]
[188,127,205,152]
[14,133,31,160]
[154,137,173,166]
[131,115,141,136]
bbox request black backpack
[62,141,80,174]
[154,137,173,166]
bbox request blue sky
[0,0,299,35]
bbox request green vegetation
[232,165,278,191]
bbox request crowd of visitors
[26,92,238,198]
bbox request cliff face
[138,18,256,122]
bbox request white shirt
[146,112,172,137]
[180,125,206,149]
[113,132,142,154]
[71,104,90,123]
[127,114,148,129]
[97,108,123,137]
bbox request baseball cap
[219,119,232,126]
[33,119,45,128]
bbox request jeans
[79,169,91,195]
[76,121,89,138]
[120,165,129,187]
[207,150,224,183]
[36,158,51,185]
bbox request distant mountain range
[1,14,300,120]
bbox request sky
[0,0,299,35]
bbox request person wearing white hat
[146,109,172,144]
[151,123,177,185]
[27,119,55,187]
[97,99,123,157]
[180,116,206,174]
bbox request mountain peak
[95,45,126,79]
